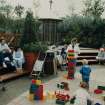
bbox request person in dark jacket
[60,47,67,70]
[80,59,91,88]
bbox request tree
[14,5,24,18]
[0,13,6,32]
[0,0,13,17]
[21,10,36,46]
[83,0,105,18]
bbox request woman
[13,47,25,72]
[66,38,80,58]
[66,38,80,78]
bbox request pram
[31,52,46,79]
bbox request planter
[24,52,39,72]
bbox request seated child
[71,82,93,105]
[13,47,25,72]
[80,59,91,88]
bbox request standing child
[80,59,91,88]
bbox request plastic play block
[34,95,40,100]
[68,62,76,67]
[56,99,66,105]
[28,94,34,101]
[68,66,75,70]
[36,80,42,85]
[57,84,64,89]
[30,85,39,93]
[31,79,36,84]
[38,85,43,100]
[68,70,74,74]
[35,85,43,100]
[94,89,103,94]
[67,53,75,56]
[67,56,75,59]
[98,86,105,90]
[69,59,76,63]
[68,50,74,53]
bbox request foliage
[20,10,36,45]
[59,15,105,48]
[83,0,105,18]
[14,5,24,18]
[0,13,6,29]
[22,42,48,53]
[0,0,13,17]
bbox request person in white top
[71,82,93,105]
[13,47,25,71]
[66,38,80,58]
[0,39,11,53]
[96,48,105,64]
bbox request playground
[0,64,105,105]
[0,0,105,105]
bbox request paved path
[5,65,105,105]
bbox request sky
[7,0,105,18]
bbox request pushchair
[31,52,46,79]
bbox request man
[0,38,11,64]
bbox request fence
[0,33,21,47]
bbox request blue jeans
[13,59,23,69]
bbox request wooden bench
[0,70,30,81]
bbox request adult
[96,48,105,65]
[60,46,67,70]
[66,38,80,58]
[13,47,25,72]
[0,38,11,64]
[66,38,80,78]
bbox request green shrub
[22,42,48,53]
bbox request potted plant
[23,42,48,72]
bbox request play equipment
[98,86,105,91]
[94,89,103,94]
[67,50,76,79]
[57,82,69,90]
[55,90,70,105]
[56,80,70,104]
[29,79,43,101]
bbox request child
[80,59,91,88]
[71,82,93,105]
[13,47,25,72]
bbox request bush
[22,42,48,53]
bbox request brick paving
[2,65,105,105]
